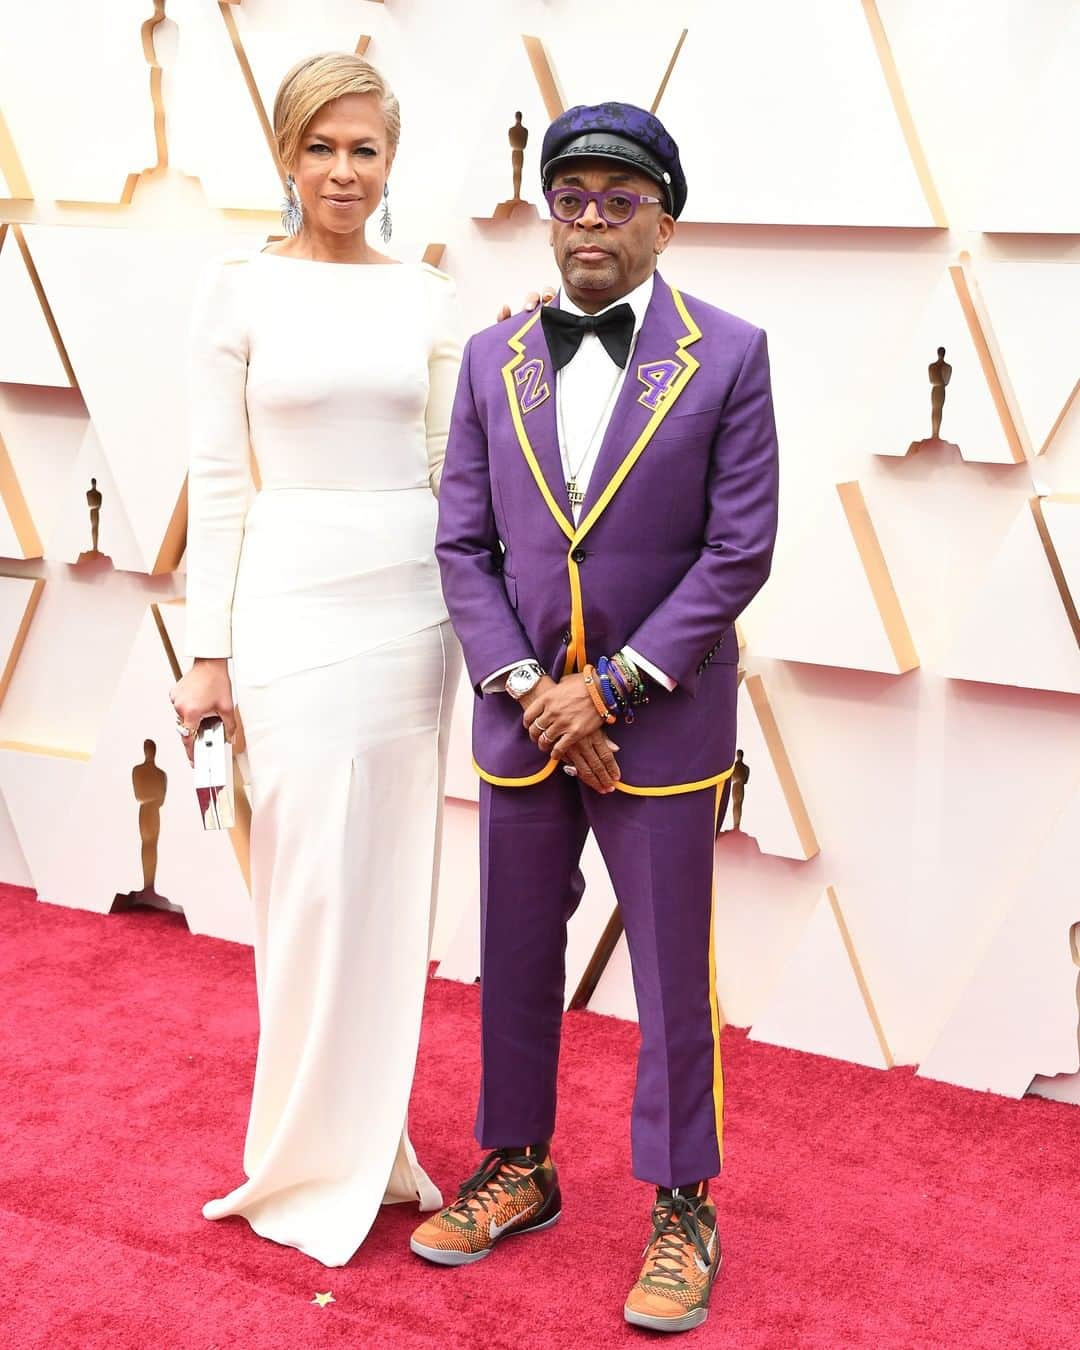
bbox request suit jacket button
[571,547,587,564]
[561,629,572,645]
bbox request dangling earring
[280,174,303,237]
[379,182,392,244]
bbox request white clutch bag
[193,717,235,830]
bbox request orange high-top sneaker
[624,1183,721,1333]
[410,1145,561,1266]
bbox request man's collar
[558,271,655,335]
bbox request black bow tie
[540,302,636,372]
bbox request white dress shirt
[484,273,676,693]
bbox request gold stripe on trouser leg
[707,781,725,1161]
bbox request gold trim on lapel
[565,286,703,669]
[501,311,574,542]
[574,287,701,547]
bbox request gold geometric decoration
[467,28,690,222]
[651,29,688,114]
[522,36,564,121]
[944,497,1080,696]
[1031,495,1080,654]
[869,255,1026,464]
[749,481,919,675]
[0,577,44,711]
[0,4,155,206]
[0,423,43,560]
[719,674,819,861]
[660,2,940,226]
[749,885,893,1070]
[119,0,172,202]
[23,224,264,575]
[974,261,1080,459]
[540,25,693,121]
[217,0,286,187]
[0,602,252,942]
[47,426,140,573]
[0,104,31,199]
[0,225,76,389]
[861,0,946,226]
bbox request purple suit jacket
[435,274,779,792]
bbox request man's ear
[656,214,676,252]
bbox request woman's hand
[169,658,237,764]
[495,287,556,322]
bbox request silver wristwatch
[505,662,544,700]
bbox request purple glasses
[544,187,664,226]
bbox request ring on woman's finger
[562,764,578,777]
[175,720,196,738]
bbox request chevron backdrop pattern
[0,0,1078,1105]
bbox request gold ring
[176,721,195,738]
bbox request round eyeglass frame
[543,187,664,226]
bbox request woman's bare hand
[495,286,556,322]
[169,658,237,764]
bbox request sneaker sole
[623,1251,722,1333]
[624,1305,708,1333]
[410,1209,561,1267]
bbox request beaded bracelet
[582,665,617,724]
[596,655,633,724]
[606,654,634,704]
[612,650,650,707]
[603,656,637,725]
[597,669,622,714]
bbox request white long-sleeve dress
[185,252,463,1267]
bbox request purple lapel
[500,306,573,538]
[577,275,701,535]
[499,277,702,547]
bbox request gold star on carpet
[311,1292,335,1308]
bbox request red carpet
[1,882,1077,1349]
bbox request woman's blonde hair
[273,52,401,170]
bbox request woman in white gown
[171,53,463,1267]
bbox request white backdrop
[0,0,1077,1103]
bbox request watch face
[508,665,539,697]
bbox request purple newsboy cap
[540,101,687,218]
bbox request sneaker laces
[642,1190,714,1284]
[446,1148,540,1224]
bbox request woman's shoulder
[417,260,454,286]
[196,250,257,301]
[415,261,458,318]
[190,251,258,336]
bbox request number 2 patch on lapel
[515,358,550,414]
[636,359,681,410]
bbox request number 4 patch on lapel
[636,359,681,410]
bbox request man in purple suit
[412,103,779,1333]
